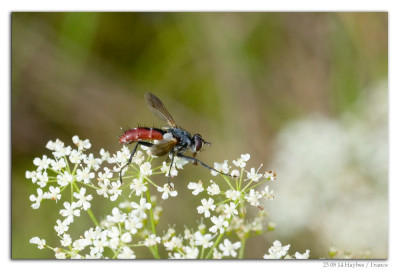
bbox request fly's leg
[176,154,232,178]
[120,141,153,183]
[192,152,198,165]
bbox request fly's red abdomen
[119,127,164,144]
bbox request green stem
[238,237,247,259]
[87,208,100,227]
[216,198,232,206]
[112,247,122,259]
[235,175,239,191]
[71,162,79,176]
[144,176,160,189]
[242,180,254,192]
[222,175,235,191]
[59,185,69,194]
[146,188,160,259]
[121,180,134,190]
[148,246,156,258]
[70,178,74,202]
[205,232,225,259]
[200,246,205,259]
[247,180,266,192]
[81,182,100,190]
[63,156,71,173]
[239,168,244,189]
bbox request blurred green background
[11,12,388,259]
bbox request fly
[119,92,231,187]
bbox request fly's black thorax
[169,127,192,153]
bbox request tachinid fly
[119,92,231,187]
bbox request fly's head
[191,133,211,154]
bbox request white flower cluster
[25,136,181,258]
[30,197,160,259]
[27,137,310,259]
[176,154,279,258]
[26,137,111,239]
[26,136,110,210]
[263,240,310,259]
[159,226,241,259]
[25,137,178,237]
[192,154,276,216]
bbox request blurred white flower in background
[268,81,388,258]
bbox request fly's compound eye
[193,134,204,152]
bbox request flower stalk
[146,187,160,259]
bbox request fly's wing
[145,92,177,127]
[150,138,178,156]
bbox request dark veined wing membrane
[150,138,178,156]
[145,92,177,127]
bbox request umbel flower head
[26,136,310,259]
[263,240,310,259]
